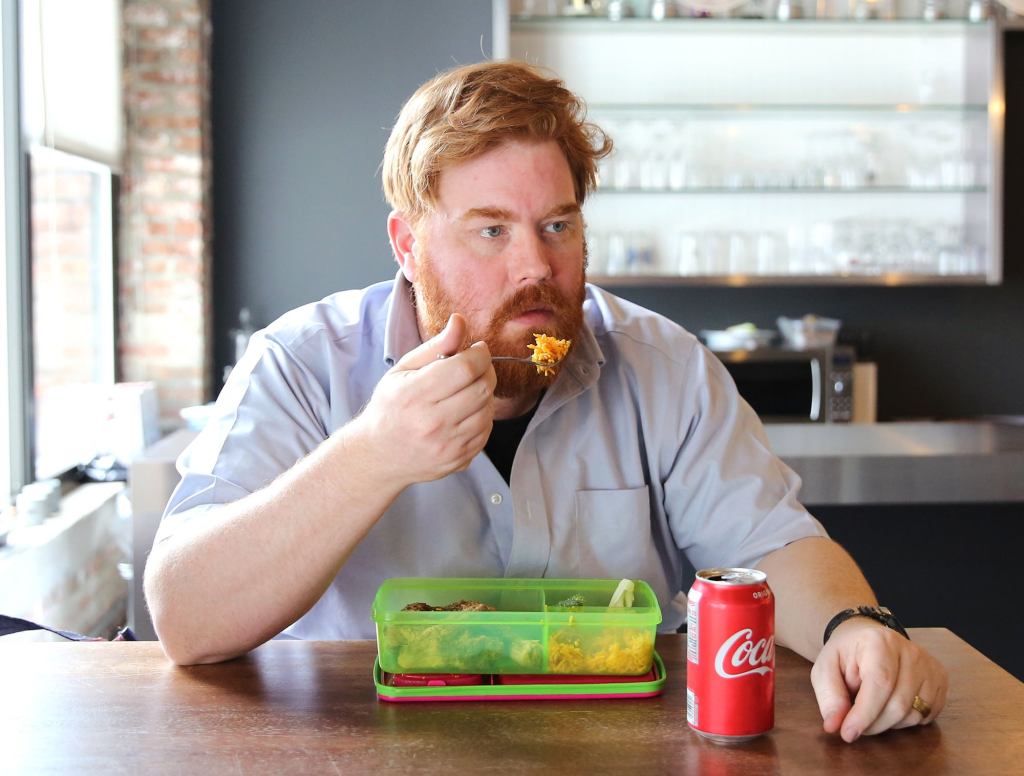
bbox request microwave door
[719,353,824,423]
[809,357,822,422]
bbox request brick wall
[121,0,212,426]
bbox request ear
[387,210,420,283]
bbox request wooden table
[1,629,1020,774]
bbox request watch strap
[823,606,910,645]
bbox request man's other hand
[810,618,949,743]
[357,313,496,486]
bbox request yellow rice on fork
[528,333,571,376]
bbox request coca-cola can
[686,567,775,743]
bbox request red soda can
[686,568,775,743]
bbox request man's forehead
[430,138,577,218]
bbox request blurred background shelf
[511,18,994,31]
[589,272,991,284]
[509,12,1003,284]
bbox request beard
[413,249,587,400]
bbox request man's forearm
[144,415,403,665]
[756,536,878,662]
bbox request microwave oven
[710,345,855,423]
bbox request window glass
[29,146,115,479]
[1,15,10,505]
[1,171,8,504]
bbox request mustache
[491,282,576,329]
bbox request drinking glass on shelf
[610,148,636,190]
[605,231,629,275]
[700,232,730,275]
[807,222,836,274]
[755,232,787,275]
[773,0,805,20]
[931,223,964,275]
[626,231,657,274]
[964,244,985,276]
[727,233,753,274]
[650,0,678,18]
[786,226,809,275]
[668,156,688,190]
[921,0,945,20]
[886,221,917,272]
[853,0,895,18]
[676,233,700,276]
[600,230,658,274]
[606,0,633,20]
[819,0,856,17]
[967,0,990,22]
[587,232,609,275]
[640,150,670,190]
[641,119,674,191]
[665,120,689,190]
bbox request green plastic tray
[374,651,667,702]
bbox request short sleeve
[157,330,331,542]
[662,345,828,571]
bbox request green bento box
[371,577,663,676]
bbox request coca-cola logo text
[714,628,775,679]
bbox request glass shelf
[588,103,991,113]
[588,272,991,287]
[594,185,988,194]
[512,17,993,31]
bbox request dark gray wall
[210,0,494,379]
[815,502,1024,681]
[211,7,1023,421]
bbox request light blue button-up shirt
[160,273,826,639]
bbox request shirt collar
[382,270,422,367]
[545,287,604,399]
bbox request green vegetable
[556,593,585,608]
[608,579,635,608]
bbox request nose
[510,231,553,285]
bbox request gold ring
[912,695,932,717]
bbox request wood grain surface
[0,629,1020,774]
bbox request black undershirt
[484,402,540,484]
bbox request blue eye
[546,221,569,234]
[480,225,504,238]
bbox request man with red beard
[148,61,946,742]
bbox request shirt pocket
[573,486,654,579]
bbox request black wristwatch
[823,606,909,645]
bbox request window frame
[2,0,122,503]
[27,144,119,481]
[3,0,30,505]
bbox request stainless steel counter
[135,421,1024,536]
[765,421,1024,505]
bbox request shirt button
[490,493,503,505]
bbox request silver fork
[436,353,567,369]
[490,355,566,368]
